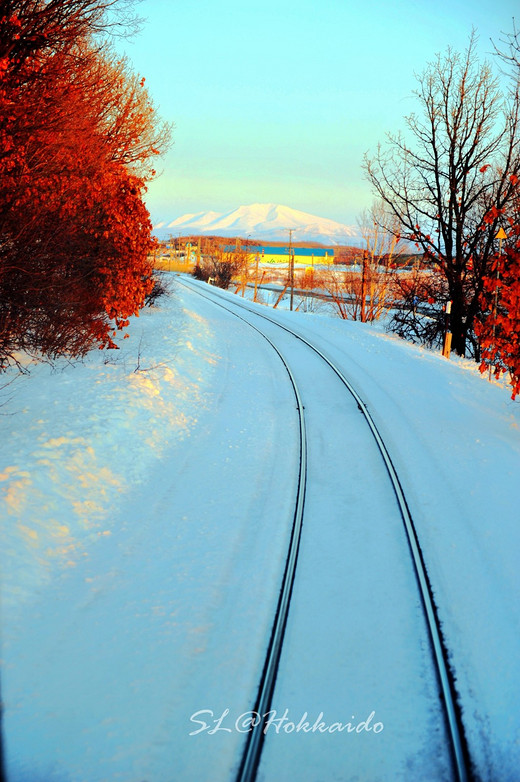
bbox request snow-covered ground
[1,274,519,781]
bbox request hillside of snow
[164,203,360,245]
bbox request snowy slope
[1,283,301,781]
[1,275,519,781]
[167,203,359,245]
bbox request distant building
[227,244,336,264]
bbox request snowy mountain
[165,203,360,245]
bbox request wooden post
[273,284,289,309]
[442,301,452,359]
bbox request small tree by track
[387,268,450,349]
[192,240,248,289]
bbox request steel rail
[180,277,472,782]
[177,279,308,782]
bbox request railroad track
[177,276,472,782]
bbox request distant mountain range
[154,203,360,246]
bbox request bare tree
[494,20,520,74]
[364,32,520,356]
[358,202,407,321]
[321,266,363,320]
[319,204,406,323]
[192,239,248,289]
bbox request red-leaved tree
[0,1,171,367]
[476,201,520,398]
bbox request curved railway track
[178,277,472,782]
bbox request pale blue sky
[118,0,518,226]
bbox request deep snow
[1,275,519,781]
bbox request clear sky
[116,0,518,227]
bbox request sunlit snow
[1,276,519,781]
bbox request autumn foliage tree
[476,26,520,397]
[476,238,520,397]
[0,0,171,367]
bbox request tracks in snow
[178,278,472,782]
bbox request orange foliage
[0,3,170,366]
[477,242,520,398]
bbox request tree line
[0,0,171,368]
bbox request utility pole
[360,250,367,322]
[242,235,251,298]
[288,229,295,311]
